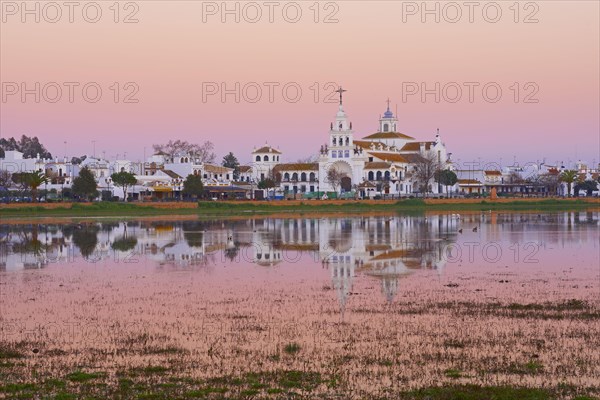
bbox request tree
[222,152,240,180]
[326,167,348,196]
[111,171,137,202]
[11,172,29,195]
[72,167,98,201]
[574,180,598,197]
[71,155,87,165]
[560,170,578,197]
[0,170,11,188]
[23,171,47,202]
[537,173,560,196]
[153,140,216,164]
[434,169,458,197]
[0,135,52,159]
[182,174,204,200]
[411,152,442,197]
[257,178,276,190]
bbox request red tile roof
[400,142,435,152]
[364,162,392,170]
[362,131,415,140]
[252,146,281,154]
[273,163,318,172]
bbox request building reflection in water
[1,212,598,309]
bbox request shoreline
[0,198,598,219]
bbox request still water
[1,211,599,393]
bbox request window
[284,172,290,181]
[264,155,269,162]
[344,150,350,158]
[376,171,382,180]
[384,171,390,180]
[309,172,315,182]
[338,150,343,158]
[292,173,298,181]
[332,151,337,158]
[345,137,349,145]
[300,172,306,181]
[383,123,389,132]
[368,171,374,180]
[256,155,260,161]
[369,157,373,162]
[261,173,265,180]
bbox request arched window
[264,155,269,162]
[384,171,391,180]
[256,155,261,161]
[338,150,343,158]
[332,151,337,158]
[185,157,189,163]
[300,172,306,181]
[332,137,337,146]
[383,123,389,132]
[376,171,382,180]
[309,172,316,182]
[292,172,298,181]
[180,157,184,163]
[368,171,374,180]
[345,137,349,145]
[284,172,290,181]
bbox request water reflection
[1,211,598,307]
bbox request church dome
[383,109,394,118]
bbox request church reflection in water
[3,212,596,306]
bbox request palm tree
[24,171,48,203]
[560,170,578,197]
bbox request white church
[240,88,451,199]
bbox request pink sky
[1,1,598,166]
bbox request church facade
[242,90,451,198]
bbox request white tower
[251,143,281,182]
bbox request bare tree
[153,140,216,164]
[296,155,319,163]
[326,167,348,195]
[535,172,560,196]
[0,170,11,188]
[411,152,442,197]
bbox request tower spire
[386,98,391,111]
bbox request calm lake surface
[1,211,599,396]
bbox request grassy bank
[198,198,599,214]
[0,198,597,218]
